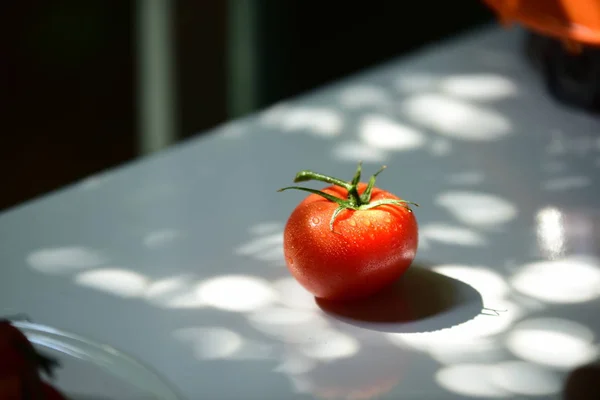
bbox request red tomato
[279,164,418,301]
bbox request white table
[2,25,600,400]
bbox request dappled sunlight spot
[236,233,283,257]
[413,301,518,342]
[489,361,561,396]
[435,364,508,398]
[436,191,517,227]
[197,275,277,312]
[274,354,317,375]
[447,171,485,185]
[174,326,274,361]
[232,341,276,360]
[358,114,426,151]
[296,329,359,361]
[247,307,328,342]
[161,293,207,309]
[429,138,452,156]
[145,276,187,298]
[543,161,567,173]
[220,121,246,139]
[417,236,431,251]
[77,176,106,191]
[238,225,285,265]
[249,222,284,236]
[545,132,597,157]
[173,327,242,360]
[332,141,389,163]
[432,265,509,302]
[400,93,511,141]
[536,207,565,260]
[261,105,343,137]
[288,361,402,400]
[546,131,567,155]
[288,375,312,394]
[338,85,392,109]
[384,315,506,355]
[272,277,319,311]
[394,73,438,93]
[260,103,293,124]
[542,176,591,191]
[75,268,148,298]
[437,361,561,398]
[431,296,521,340]
[249,306,319,326]
[144,276,206,309]
[27,247,106,274]
[510,256,600,303]
[425,338,504,365]
[445,299,521,337]
[506,318,599,369]
[256,247,285,263]
[420,224,486,247]
[439,74,518,101]
[508,291,547,315]
[384,331,446,352]
[143,229,181,249]
[386,296,521,355]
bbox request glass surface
[14,321,182,400]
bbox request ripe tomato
[279,163,418,301]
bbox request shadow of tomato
[315,264,483,333]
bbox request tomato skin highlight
[283,183,418,301]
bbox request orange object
[483,0,600,48]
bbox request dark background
[0,1,494,211]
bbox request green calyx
[277,162,419,231]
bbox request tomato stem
[277,186,350,207]
[330,205,347,232]
[293,170,351,190]
[350,161,363,186]
[360,165,386,204]
[279,162,417,231]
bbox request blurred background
[0,0,494,211]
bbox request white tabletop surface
[2,25,600,400]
